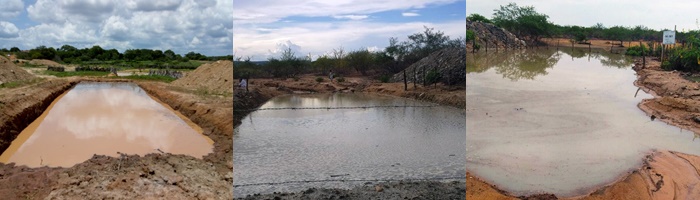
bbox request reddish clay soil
[0,61,233,199]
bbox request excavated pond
[233,93,466,197]
[0,82,213,167]
[467,48,700,197]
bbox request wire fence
[234,105,441,112]
[233,176,467,188]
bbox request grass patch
[0,78,45,89]
[685,76,700,83]
[20,63,44,68]
[43,70,110,77]
[112,75,176,83]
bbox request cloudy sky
[0,0,232,56]
[233,0,466,61]
[468,0,700,32]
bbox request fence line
[233,105,440,112]
[233,176,466,188]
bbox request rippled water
[467,48,700,197]
[233,93,466,197]
[0,82,213,167]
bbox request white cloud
[267,40,303,59]
[233,0,457,24]
[234,19,465,61]
[125,0,182,11]
[402,12,420,17]
[332,15,369,20]
[0,0,24,18]
[366,46,381,52]
[0,21,19,38]
[10,0,233,56]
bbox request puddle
[233,93,465,197]
[467,48,700,197]
[0,82,213,168]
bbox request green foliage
[346,49,373,75]
[666,34,700,72]
[378,75,390,83]
[385,26,463,72]
[425,69,441,85]
[467,14,491,23]
[0,78,43,89]
[466,30,475,42]
[492,3,553,43]
[43,70,110,77]
[264,47,311,78]
[315,77,323,82]
[625,45,648,56]
[112,75,176,83]
[661,61,673,71]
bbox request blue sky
[0,0,232,56]
[233,0,466,61]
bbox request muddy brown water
[467,48,700,197]
[233,93,466,197]
[0,82,213,168]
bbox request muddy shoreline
[233,76,466,199]
[0,78,232,199]
[467,56,700,200]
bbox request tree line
[467,3,682,46]
[0,45,232,64]
[234,26,465,80]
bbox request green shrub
[425,69,441,85]
[378,75,390,83]
[315,77,323,82]
[336,77,345,82]
[625,45,648,56]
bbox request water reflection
[467,48,635,81]
[0,82,213,167]
[467,48,699,197]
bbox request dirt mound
[172,60,233,94]
[46,154,230,199]
[0,56,34,84]
[390,47,465,85]
[467,20,526,50]
[28,59,61,67]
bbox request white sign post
[661,30,676,62]
[663,31,676,44]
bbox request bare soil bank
[0,78,232,199]
[466,57,700,200]
[233,75,465,199]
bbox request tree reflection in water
[467,48,635,81]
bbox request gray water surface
[233,93,466,197]
[467,48,700,197]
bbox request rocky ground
[0,60,233,199]
[390,47,465,86]
[467,20,527,51]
